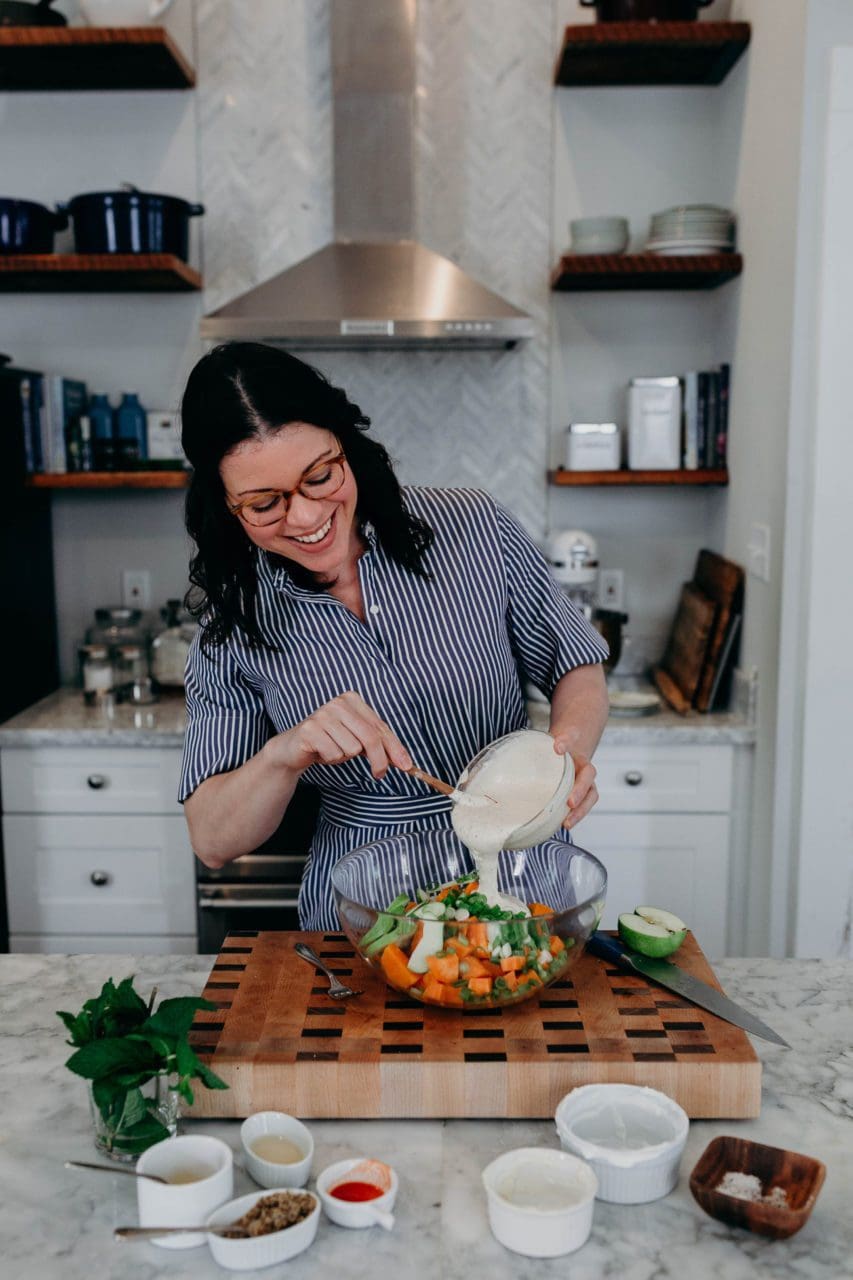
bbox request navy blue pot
[0,197,68,253]
[60,189,205,262]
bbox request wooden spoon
[405,765,495,806]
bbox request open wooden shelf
[549,468,728,487]
[0,26,195,91]
[554,21,751,87]
[28,471,189,490]
[0,253,201,292]
[551,252,742,292]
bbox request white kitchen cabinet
[1,746,196,954]
[574,743,742,957]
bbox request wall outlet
[747,523,771,583]
[598,568,624,612]
[122,569,151,609]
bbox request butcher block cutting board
[187,932,761,1120]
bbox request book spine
[696,372,709,470]
[47,375,67,473]
[716,362,730,467]
[705,370,720,468]
[19,376,36,474]
[682,372,699,469]
[32,373,46,473]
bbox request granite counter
[0,685,756,748]
[0,952,849,1279]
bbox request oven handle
[198,897,300,910]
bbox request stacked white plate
[645,204,735,255]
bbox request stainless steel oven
[195,785,319,952]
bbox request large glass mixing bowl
[331,829,607,1010]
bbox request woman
[179,342,609,930]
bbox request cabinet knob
[86,774,107,790]
[90,870,112,887]
[624,770,644,787]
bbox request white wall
[774,2,853,958]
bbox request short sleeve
[495,502,609,697]
[178,632,273,802]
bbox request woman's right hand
[272,691,413,780]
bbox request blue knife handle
[586,931,632,968]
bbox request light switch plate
[122,569,151,609]
[747,523,771,583]
[598,568,624,611]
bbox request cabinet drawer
[4,814,196,935]
[1,747,183,814]
[592,745,733,813]
[9,934,197,955]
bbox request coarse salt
[716,1171,788,1206]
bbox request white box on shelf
[146,411,186,464]
[628,377,681,470]
[564,422,621,471]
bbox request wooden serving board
[187,932,761,1120]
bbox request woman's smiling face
[220,422,361,577]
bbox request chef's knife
[586,932,789,1048]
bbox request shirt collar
[261,520,378,597]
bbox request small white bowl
[205,1188,320,1271]
[481,1147,597,1258]
[136,1134,234,1249]
[240,1112,314,1189]
[555,1084,689,1204]
[316,1157,398,1230]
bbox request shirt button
[369,603,381,615]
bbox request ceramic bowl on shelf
[331,828,607,1010]
[569,215,629,255]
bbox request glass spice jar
[80,644,114,705]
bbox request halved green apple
[618,905,688,957]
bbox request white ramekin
[205,1188,320,1271]
[136,1134,234,1249]
[315,1157,398,1229]
[555,1084,689,1204]
[240,1111,314,1189]
[481,1147,598,1258]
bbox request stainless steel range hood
[200,0,534,351]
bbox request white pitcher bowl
[79,0,175,26]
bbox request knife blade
[586,932,789,1048]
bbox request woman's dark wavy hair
[181,342,434,652]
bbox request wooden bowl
[689,1136,826,1239]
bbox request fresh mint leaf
[143,996,214,1041]
[66,1036,158,1082]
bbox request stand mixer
[545,529,628,674]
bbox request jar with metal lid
[86,605,147,648]
[114,643,148,687]
[80,644,114,705]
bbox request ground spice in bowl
[715,1171,789,1206]
[224,1191,316,1237]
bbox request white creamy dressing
[497,1159,589,1210]
[451,734,565,907]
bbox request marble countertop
[1,952,849,1279]
[0,685,755,748]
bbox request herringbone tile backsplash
[196,0,553,537]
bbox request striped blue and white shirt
[180,486,608,929]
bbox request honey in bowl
[251,1135,306,1165]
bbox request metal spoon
[65,1160,169,1185]
[115,1224,249,1240]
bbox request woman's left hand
[552,740,599,831]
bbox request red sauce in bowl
[330,1180,383,1202]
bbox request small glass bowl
[331,829,606,1011]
